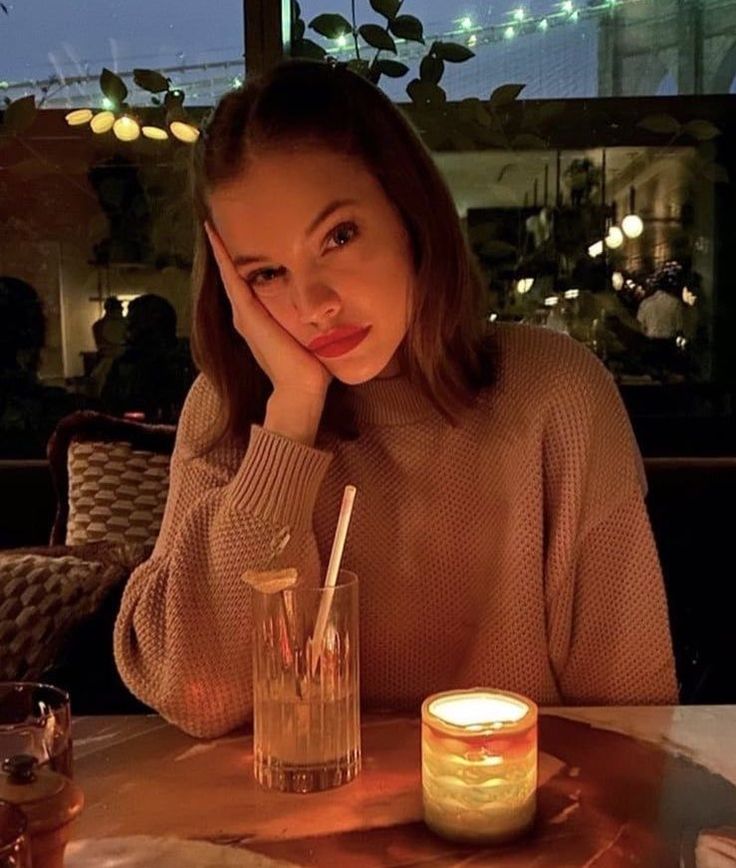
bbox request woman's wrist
[263,389,326,447]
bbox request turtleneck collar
[333,374,438,427]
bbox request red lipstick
[307,325,371,358]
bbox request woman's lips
[308,325,371,358]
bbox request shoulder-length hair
[191,58,492,448]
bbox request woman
[114,60,677,738]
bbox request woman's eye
[325,221,358,251]
[247,267,285,290]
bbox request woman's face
[208,147,414,383]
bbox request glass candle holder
[421,688,538,844]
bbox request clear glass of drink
[0,684,73,779]
[251,570,361,793]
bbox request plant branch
[351,0,360,60]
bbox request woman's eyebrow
[305,198,357,237]
[231,198,358,268]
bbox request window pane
[2,0,244,107]
[295,0,736,99]
[1,1,246,470]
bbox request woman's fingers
[204,221,247,309]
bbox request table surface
[68,706,736,867]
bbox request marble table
[67,707,736,867]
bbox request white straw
[310,484,356,676]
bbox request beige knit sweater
[114,324,678,738]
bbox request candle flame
[429,692,529,727]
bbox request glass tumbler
[0,684,72,779]
[0,800,32,868]
[251,570,361,793]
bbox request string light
[504,25,516,38]
[64,109,93,126]
[142,125,169,140]
[460,16,473,29]
[89,111,115,133]
[513,8,525,22]
[113,116,140,141]
[538,18,549,30]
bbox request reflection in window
[296,0,736,99]
[437,137,723,388]
[2,0,244,108]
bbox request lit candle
[421,688,538,843]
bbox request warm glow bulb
[90,111,115,134]
[605,226,624,249]
[622,214,644,238]
[588,240,604,258]
[612,271,624,291]
[142,125,169,140]
[113,116,141,142]
[65,108,93,126]
[170,121,201,143]
[516,277,534,294]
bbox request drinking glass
[0,684,72,778]
[251,570,360,793]
[0,801,31,868]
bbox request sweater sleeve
[540,338,678,705]
[113,375,333,737]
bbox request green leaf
[637,114,681,135]
[489,83,525,108]
[133,68,170,94]
[419,55,444,84]
[292,18,305,40]
[347,59,371,77]
[389,14,424,43]
[100,67,128,104]
[433,41,474,63]
[309,13,352,39]
[370,0,400,19]
[358,24,396,52]
[292,0,302,19]
[372,59,409,78]
[406,79,446,107]
[291,38,327,60]
[683,119,721,141]
[1,95,37,135]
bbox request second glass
[251,570,360,793]
[0,684,72,779]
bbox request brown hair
[191,58,492,448]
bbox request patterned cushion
[66,440,170,546]
[0,546,134,681]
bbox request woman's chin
[329,355,398,385]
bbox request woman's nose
[290,279,342,325]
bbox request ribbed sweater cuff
[229,425,333,529]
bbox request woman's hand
[205,222,331,445]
